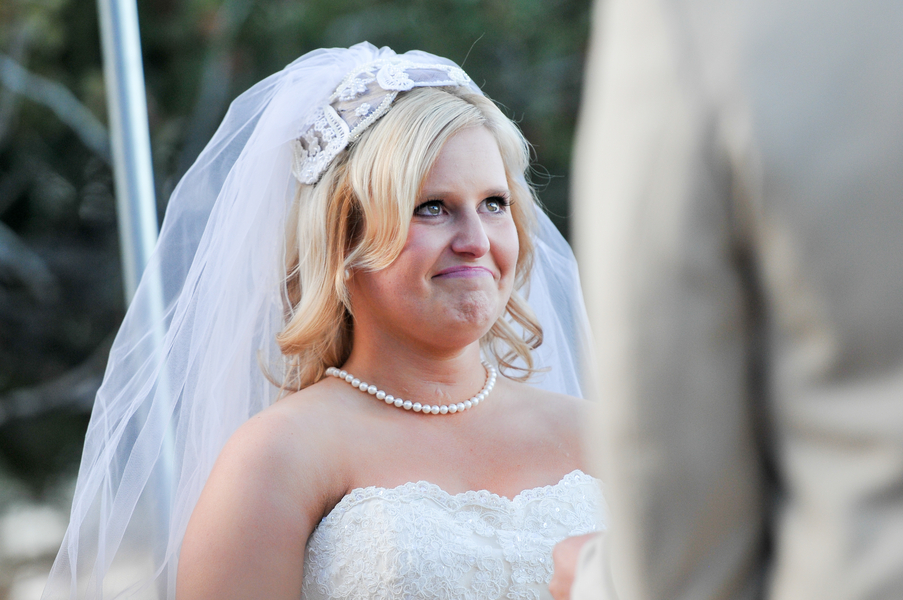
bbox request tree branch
[0,53,110,162]
[0,220,59,303]
[0,334,113,426]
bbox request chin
[445,293,506,333]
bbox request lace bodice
[300,470,604,600]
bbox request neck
[340,336,489,408]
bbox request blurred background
[0,1,591,597]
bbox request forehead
[421,126,508,194]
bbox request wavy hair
[276,86,543,391]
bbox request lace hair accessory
[41,43,593,600]
[292,59,472,184]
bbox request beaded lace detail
[300,470,604,600]
[291,58,473,184]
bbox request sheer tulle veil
[42,43,593,600]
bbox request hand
[549,533,599,600]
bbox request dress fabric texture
[301,470,603,600]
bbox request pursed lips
[432,265,495,279]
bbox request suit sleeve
[572,0,767,598]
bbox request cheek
[361,236,436,305]
[495,221,520,279]
[396,227,442,269]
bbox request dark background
[0,0,591,498]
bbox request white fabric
[43,42,594,600]
[291,58,473,184]
[301,471,604,600]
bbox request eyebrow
[420,187,511,198]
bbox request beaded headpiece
[290,58,473,184]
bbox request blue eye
[415,201,444,216]
[483,196,510,213]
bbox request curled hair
[276,86,543,391]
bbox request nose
[450,210,490,257]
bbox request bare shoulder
[490,376,590,463]
[500,377,589,429]
[177,381,350,600]
[230,383,349,486]
[216,383,350,504]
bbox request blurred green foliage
[0,0,591,491]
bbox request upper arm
[177,408,335,600]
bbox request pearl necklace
[325,361,497,415]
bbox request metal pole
[96,0,158,301]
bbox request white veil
[42,43,593,600]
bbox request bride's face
[349,125,519,354]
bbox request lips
[433,265,495,279]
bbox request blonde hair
[276,86,543,391]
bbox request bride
[43,44,602,600]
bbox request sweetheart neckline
[304,468,605,600]
[323,469,597,524]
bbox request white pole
[96,0,158,301]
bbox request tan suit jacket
[572,1,903,599]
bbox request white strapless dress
[300,470,604,600]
